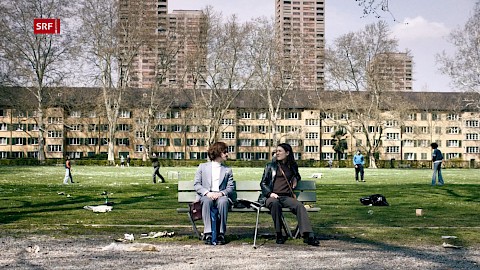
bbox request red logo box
[34,18,60,34]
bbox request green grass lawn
[1,165,479,247]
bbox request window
[465,120,479,127]
[88,124,98,132]
[447,127,460,134]
[221,119,234,125]
[119,110,131,118]
[240,126,251,133]
[258,125,267,133]
[404,126,414,133]
[446,140,460,147]
[117,124,130,131]
[287,112,299,119]
[135,131,145,138]
[228,146,235,153]
[322,139,333,146]
[157,125,167,132]
[354,126,363,133]
[0,123,7,131]
[171,111,181,118]
[222,132,235,139]
[435,127,442,134]
[466,147,479,153]
[135,145,144,152]
[407,113,417,120]
[47,144,62,152]
[447,113,460,121]
[403,140,415,147]
[14,124,25,131]
[0,137,7,145]
[305,132,318,139]
[257,112,267,120]
[68,138,81,145]
[323,126,333,133]
[238,152,254,161]
[48,117,62,124]
[156,112,168,119]
[386,133,399,140]
[47,130,62,138]
[418,140,430,147]
[88,111,96,118]
[155,138,168,146]
[465,133,479,140]
[421,153,428,160]
[174,138,182,146]
[421,113,428,121]
[117,138,129,146]
[305,119,319,126]
[305,146,318,153]
[87,138,97,145]
[29,138,39,145]
[404,153,416,160]
[431,113,440,121]
[0,109,4,117]
[171,125,182,132]
[241,112,251,119]
[386,146,400,153]
[239,139,252,146]
[420,126,429,134]
[368,126,381,133]
[385,120,398,127]
[70,124,82,131]
[257,153,268,160]
[187,139,199,146]
[286,139,300,147]
[257,139,267,147]
[445,153,461,159]
[172,152,184,160]
[70,111,81,118]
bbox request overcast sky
[169,0,476,92]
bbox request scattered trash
[124,233,135,241]
[140,231,175,239]
[101,191,108,195]
[441,236,458,239]
[66,194,71,198]
[368,210,374,215]
[57,192,65,195]
[25,245,40,253]
[83,205,113,213]
[416,209,423,216]
[442,242,462,249]
[102,243,159,252]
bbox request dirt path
[1,236,479,270]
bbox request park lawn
[0,165,479,247]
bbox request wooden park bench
[177,180,320,247]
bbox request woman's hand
[270,193,279,199]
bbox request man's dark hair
[430,142,438,149]
[208,142,228,161]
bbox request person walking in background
[151,153,165,183]
[328,157,333,169]
[431,142,444,186]
[194,142,234,245]
[259,143,319,246]
[120,155,125,168]
[63,156,74,184]
[126,155,131,167]
[353,150,365,182]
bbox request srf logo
[34,18,60,34]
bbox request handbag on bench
[189,201,202,221]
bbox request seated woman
[258,143,319,246]
[193,142,234,245]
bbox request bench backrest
[178,180,317,204]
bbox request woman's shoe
[276,236,286,244]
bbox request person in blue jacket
[353,150,365,182]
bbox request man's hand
[206,192,223,200]
[270,192,279,199]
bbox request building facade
[1,89,478,163]
[276,0,325,91]
[371,52,413,91]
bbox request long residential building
[0,87,479,164]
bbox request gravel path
[1,236,479,270]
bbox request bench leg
[252,205,261,248]
[187,212,201,240]
[281,215,293,238]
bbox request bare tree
[436,1,480,107]
[247,17,308,149]
[79,0,147,164]
[325,21,405,168]
[0,0,78,163]
[187,7,255,145]
[355,0,397,21]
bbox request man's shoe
[204,234,212,245]
[217,234,226,245]
[304,236,320,246]
[276,236,286,244]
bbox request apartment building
[1,88,478,163]
[371,52,413,91]
[276,0,325,91]
[122,0,206,89]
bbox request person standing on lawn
[193,142,234,245]
[431,142,444,186]
[353,150,365,182]
[63,156,74,184]
[151,153,165,183]
[258,143,319,246]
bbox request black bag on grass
[360,194,389,206]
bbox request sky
[169,0,477,92]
